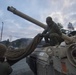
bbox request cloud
[0,9,4,22]
[2,18,44,41]
[0,10,3,17]
[0,0,76,41]
[38,0,76,28]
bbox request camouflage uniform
[42,17,63,46]
[0,60,12,75]
[0,43,12,75]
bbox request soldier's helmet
[0,44,7,57]
[46,17,52,25]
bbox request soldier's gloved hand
[41,34,47,37]
[38,33,43,37]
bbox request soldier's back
[0,62,12,75]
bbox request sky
[0,0,76,41]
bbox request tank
[7,6,75,43]
[7,6,76,75]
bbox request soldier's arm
[38,27,48,37]
[42,27,48,34]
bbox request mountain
[0,38,45,48]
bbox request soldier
[0,43,12,75]
[42,17,63,46]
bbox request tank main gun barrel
[7,6,47,29]
[7,6,75,44]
